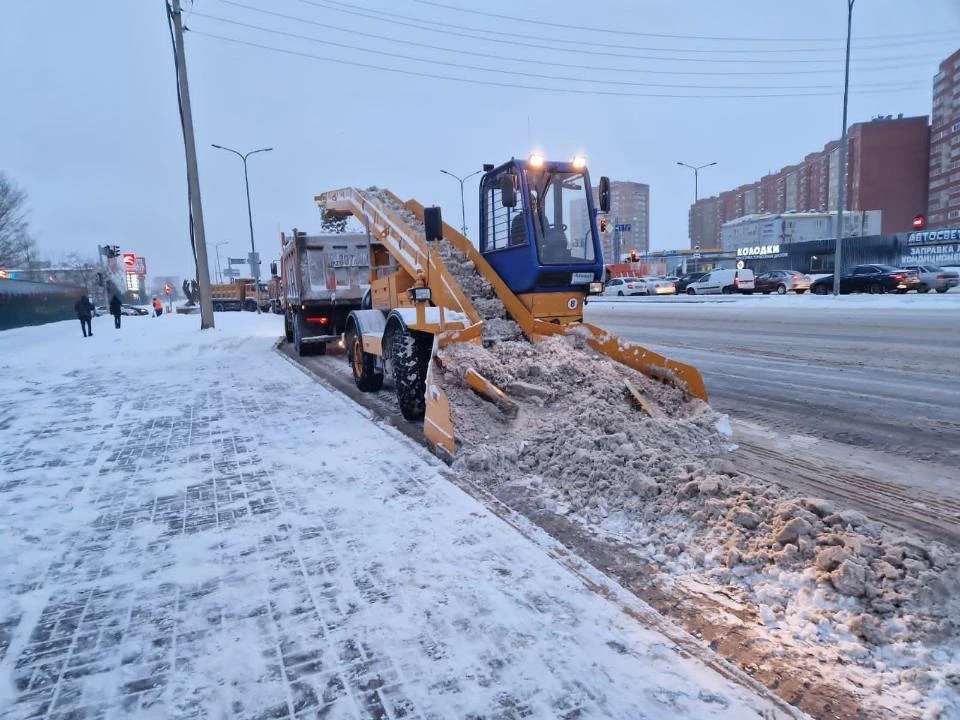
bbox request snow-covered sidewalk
[0,313,791,719]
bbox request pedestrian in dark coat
[109,294,123,329]
[74,295,95,337]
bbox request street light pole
[440,168,483,237]
[677,161,717,249]
[833,0,855,297]
[212,144,273,313]
[213,241,229,283]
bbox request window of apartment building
[949,210,960,220]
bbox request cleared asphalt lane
[585,298,960,465]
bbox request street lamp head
[706,161,718,168]
[211,143,224,149]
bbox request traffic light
[913,215,926,230]
[629,250,639,263]
[599,218,608,232]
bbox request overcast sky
[2,0,958,282]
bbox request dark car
[754,270,811,295]
[673,272,707,294]
[810,264,920,295]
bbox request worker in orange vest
[152,297,163,317]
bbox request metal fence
[0,279,86,331]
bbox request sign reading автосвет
[907,228,960,245]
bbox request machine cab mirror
[423,206,444,242]
[598,176,611,213]
[500,173,517,208]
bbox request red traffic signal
[164,283,172,296]
[913,215,926,230]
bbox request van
[685,268,755,295]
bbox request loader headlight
[528,153,545,168]
[571,155,587,170]
[589,282,603,295]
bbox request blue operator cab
[478,155,610,308]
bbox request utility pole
[833,0,855,297]
[168,0,215,328]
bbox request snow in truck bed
[0,312,789,719]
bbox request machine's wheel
[294,314,308,356]
[722,286,733,295]
[868,283,884,295]
[392,326,432,421]
[686,287,696,295]
[814,285,828,295]
[347,328,383,392]
[936,287,949,293]
[284,313,294,343]
[777,284,787,295]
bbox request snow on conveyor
[0,313,790,719]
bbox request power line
[191,12,925,92]
[409,0,960,44]
[262,0,947,66]
[188,29,926,100]
[216,0,944,75]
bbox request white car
[641,277,677,295]
[603,277,648,296]
[685,268,755,295]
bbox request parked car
[674,272,707,293]
[641,277,677,295]
[810,264,920,295]
[123,304,150,316]
[685,268,755,295]
[754,270,812,295]
[899,265,960,294]
[602,277,648,296]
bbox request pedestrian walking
[74,295,95,337]
[152,297,163,317]
[109,294,123,329]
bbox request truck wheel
[284,313,294,343]
[213,302,223,312]
[347,328,383,392]
[243,299,257,312]
[294,314,310,356]
[392,326,432,421]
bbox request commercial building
[732,227,960,275]
[928,49,960,228]
[689,115,930,248]
[720,211,881,253]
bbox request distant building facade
[720,211,882,253]
[928,49,960,228]
[572,179,650,262]
[689,115,930,249]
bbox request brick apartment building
[928,49,960,228]
[689,115,930,249]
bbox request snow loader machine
[315,155,708,459]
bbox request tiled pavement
[0,318,784,719]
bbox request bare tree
[62,252,101,300]
[0,173,37,268]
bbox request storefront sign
[737,244,784,258]
[902,243,960,266]
[907,229,960,245]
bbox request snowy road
[585,297,960,466]
[0,313,793,719]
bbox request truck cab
[478,155,607,320]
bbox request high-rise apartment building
[689,116,930,249]
[571,180,650,262]
[928,49,960,228]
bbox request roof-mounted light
[528,153,545,168]
[571,155,587,170]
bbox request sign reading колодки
[903,228,960,266]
